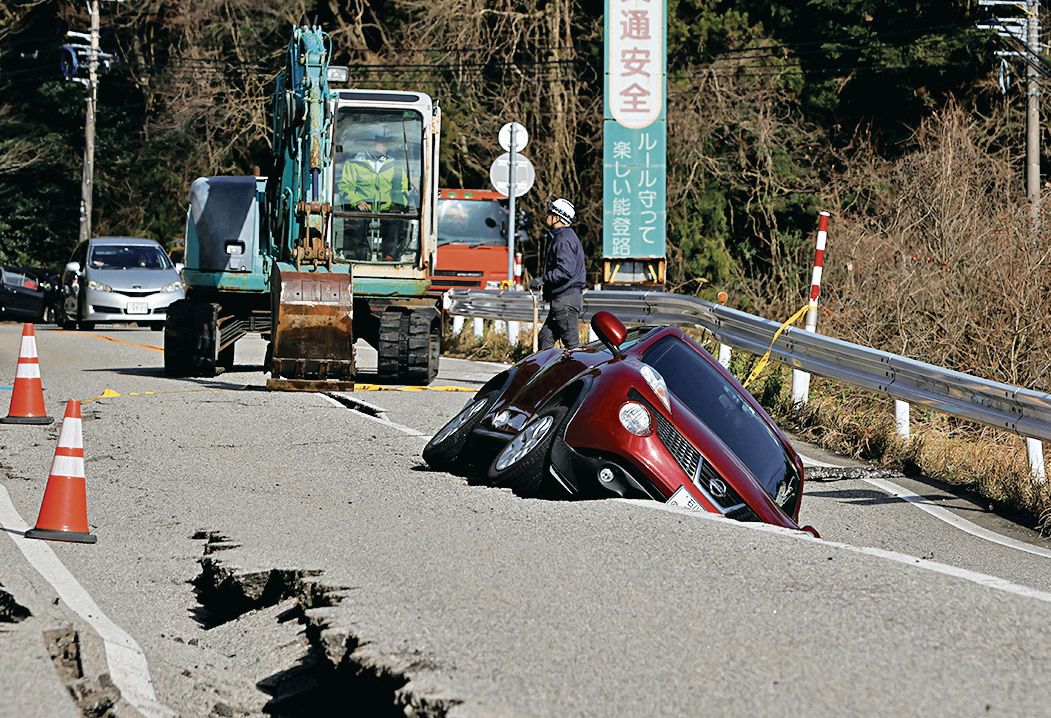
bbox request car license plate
[126,301,148,315]
[667,486,703,513]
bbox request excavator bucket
[267,269,355,392]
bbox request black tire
[405,308,440,385]
[217,342,235,371]
[164,299,221,377]
[422,391,496,472]
[486,405,569,497]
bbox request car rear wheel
[486,405,569,497]
[422,391,496,473]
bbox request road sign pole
[507,123,517,283]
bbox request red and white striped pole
[513,252,523,290]
[791,211,829,406]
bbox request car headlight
[639,364,670,410]
[161,281,183,293]
[618,401,652,436]
[87,279,112,292]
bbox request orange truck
[430,189,529,292]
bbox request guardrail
[449,288,1051,479]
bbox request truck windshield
[437,199,506,246]
[332,108,424,264]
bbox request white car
[60,237,185,331]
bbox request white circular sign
[499,122,529,152]
[489,152,535,197]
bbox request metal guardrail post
[1027,438,1046,483]
[894,400,910,439]
[472,318,484,339]
[508,320,520,347]
[452,315,465,336]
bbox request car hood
[88,268,179,291]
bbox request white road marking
[0,485,173,718]
[619,498,1051,605]
[799,452,1051,560]
[318,393,428,438]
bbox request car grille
[114,290,156,298]
[92,304,122,313]
[653,411,699,478]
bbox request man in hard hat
[529,197,586,350]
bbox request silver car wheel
[494,414,555,472]
[432,398,488,445]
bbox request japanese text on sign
[608,0,663,129]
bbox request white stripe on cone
[15,363,41,379]
[56,417,82,448]
[20,335,38,358]
[49,455,86,479]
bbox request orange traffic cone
[1,323,53,425]
[25,400,96,544]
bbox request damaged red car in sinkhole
[424,310,818,535]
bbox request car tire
[78,321,95,331]
[486,404,569,497]
[422,391,496,473]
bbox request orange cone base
[0,415,53,425]
[24,527,96,544]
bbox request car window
[2,269,26,287]
[89,245,172,270]
[642,336,790,495]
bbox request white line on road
[619,498,1051,605]
[318,393,429,438]
[800,453,1051,560]
[0,485,173,718]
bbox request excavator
[163,24,442,390]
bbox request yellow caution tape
[741,304,810,390]
[83,383,474,403]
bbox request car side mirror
[591,310,627,356]
[174,262,184,273]
[65,262,81,274]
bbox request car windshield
[642,336,793,498]
[90,245,172,270]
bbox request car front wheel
[486,404,569,497]
[422,391,496,473]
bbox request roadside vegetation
[3,2,1049,527]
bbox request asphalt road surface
[1,323,1050,717]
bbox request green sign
[603,0,667,267]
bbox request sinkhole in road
[190,530,458,717]
[0,581,31,623]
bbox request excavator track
[376,307,439,385]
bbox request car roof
[88,237,161,246]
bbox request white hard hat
[548,197,576,225]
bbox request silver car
[60,237,185,331]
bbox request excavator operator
[338,128,410,261]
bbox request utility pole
[78,0,100,243]
[1027,0,1041,223]
[980,0,1041,221]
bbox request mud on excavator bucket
[267,269,355,392]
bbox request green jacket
[338,154,408,210]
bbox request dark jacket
[541,226,586,300]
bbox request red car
[424,311,817,534]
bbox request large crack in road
[191,530,461,717]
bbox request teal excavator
[164,24,442,390]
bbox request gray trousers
[538,291,583,350]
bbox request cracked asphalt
[1,323,1050,716]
